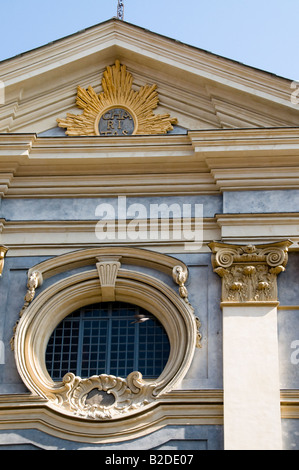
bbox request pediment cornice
[1,19,299,134]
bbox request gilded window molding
[208,240,292,305]
[13,248,199,425]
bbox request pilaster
[209,240,292,450]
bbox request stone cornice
[0,389,297,444]
[0,19,294,107]
[215,213,299,246]
[0,389,223,444]
[189,127,299,154]
[0,129,299,197]
[1,20,299,134]
[0,218,219,257]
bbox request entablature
[0,128,299,197]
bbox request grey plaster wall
[282,420,299,450]
[0,195,223,221]
[0,425,224,450]
[174,253,222,389]
[224,189,299,213]
[0,252,223,393]
[277,252,299,450]
[0,251,224,450]
[5,190,299,222]
[0,256,50,393]
[278,252,299,390]
[1,192,298,449]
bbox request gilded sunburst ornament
[57,60,177,136]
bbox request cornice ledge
[1,21,119,85]
[0,390,224,443]
[188,127,299,148]
[1,19,294,112]
[0,133,37,145]
[280,389,299,419]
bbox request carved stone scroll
[172,265,202,348]
[96,256,121,302]
[208,240,292,304]
[10,270,43,351]
[48,371,156,420]
[172,265,190,304]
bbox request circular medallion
[97,107,136,136]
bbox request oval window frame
[14,248,198,420]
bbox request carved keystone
[208,240,292,304]
[96,256,121,302]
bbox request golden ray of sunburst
[57,60,178,136]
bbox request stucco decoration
[96,256,121,302]
[10,270,43,351]
[48,371,157,420]
[172,265,202,347]
[209,240,292,304]
[57,60,177,136]
[0,245,8,277]
[13,248,199,421]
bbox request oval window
[46,301,170,380]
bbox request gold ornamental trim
[57,60,177,136]
[209,240,292,304]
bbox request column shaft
[223,305,282,450]
[209,240,292,450]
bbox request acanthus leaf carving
[209,240,292,304]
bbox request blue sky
[0,0,298,80]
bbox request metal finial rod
[117,1,124,20]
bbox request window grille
[46,302,170,380]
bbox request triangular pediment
[1,18,299,135]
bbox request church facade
[0,18,298,450]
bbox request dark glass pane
[45,317,80,379]
[46,302,170,381]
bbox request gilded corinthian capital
[208,240,292,305]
